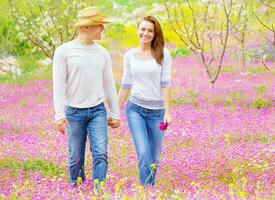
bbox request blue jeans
[65,103,108,185]
[126,101,165,186]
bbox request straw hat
[73,7,111,27]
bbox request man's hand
[108,118,120,129]
[55,118,68,134]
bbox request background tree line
[0,0,274,84]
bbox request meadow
[0,52,274,199]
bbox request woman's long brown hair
[138,16,164,65]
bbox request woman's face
[137,20,155,44]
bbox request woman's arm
[118,88,131,109]
[161,48,172,124]
[162,87,172,123]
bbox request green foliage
[253,98,271,109]
[228,91,247,103]
[0,16,29,56]
[121,25,139,47]
[23,159,63,177]
[162,23,183,47]
[170,48,190,58]
[172,89,198,106]
[18,54,41,72]
[0,158,64,178]
[0,53,48,85]
[105,23,130,48]
[9,0,91,58]
[248,66,269,74]
[114,0,164,12]
[258,136,268,144]
[253,84,267,95]
[105,23,126,40]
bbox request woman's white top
[121,48,172,109]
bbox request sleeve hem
[55,115,66,122]
[121,83,132,89]
[161,81,171,87]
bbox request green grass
[172,89,198,106]
[0,158,64,178]
[253,98,271,109]
[248,66,269,74]
[253,84,267,95]
[0,53,51,85]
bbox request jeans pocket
[127,101,138,110]
[96,103,106,112]
[126,101,135,113]
[153,109,165,117]
[65,106,77,115]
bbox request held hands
[55,118,68,134]
[108,117,120,129]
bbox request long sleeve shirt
[121,48,172,109]
[52,41,120,122]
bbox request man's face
[86,24,105,40]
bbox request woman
[118,16,172,186]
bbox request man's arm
[52,45,68,133]
[103,52,120,128]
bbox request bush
[170,48,190,57]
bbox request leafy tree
[165,0,233,84]
[254,0,274,70]
[9,0,99,59]
[255,0,275,47]
[231,0,254,68]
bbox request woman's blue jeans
[126,101,165,186]
[65,103,108,185]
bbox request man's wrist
[56,118,66,123]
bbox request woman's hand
[164,111,172,124]
[108,118,120,128]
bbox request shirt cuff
[161,81,171,88]
[121,83,132,89]
[55,113,66,122]
[109,112,120,120]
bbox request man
[52,7,120,188]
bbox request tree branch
[258,0,275,9]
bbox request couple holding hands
[53,6,172,190]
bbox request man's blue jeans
[65,103,108,185]
[126,101,165,186]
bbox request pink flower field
[0,55,274,199]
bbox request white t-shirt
[52,41,120,121]
[121,48,172,109]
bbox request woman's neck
[137,43,151,51]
